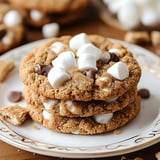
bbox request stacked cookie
[8,0,92,27]
[20,33,141,135]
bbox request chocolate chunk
[0,29,7,40]
[34,64,41,74]
[84,69,98,78]
[99,52,111,64]
[138,88,150,99]
[8,91,22,102]
[109,52,119,62]
[34,64,52,76]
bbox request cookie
[0,24,25,54]
[20,34,141,101]
[0,60,15,82]
[8,0,91,14]
[0,105,28,126]
[26,96,141,135]
[0,3,26,54]
[27,9,88,27]
[24,86,137,117]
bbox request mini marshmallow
[43,100,59,110]
[65,101,78,113]
[42,23,59,38]
[107,1,125,14]
[76,43,101,60]
[105,97,118,103]
[30,10,44,21]
[107,62,129,80]
[69,33,90,50]
[48,67,71,89]
[52,51,76,71]
[2,36,11,44]
[78,54,97,70]
[67,105,76,113]
[72,130,80,134]
[141,8,159,26]
[108,0,135,14]
[65,100,72,106]
[109,48,121,56]
[42,110,52,120]
[4,10,22,27]
[50,42,65,54]
[117,4,140,29]
[93,113,113,124]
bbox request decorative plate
[0,39,160,158]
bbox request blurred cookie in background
[8,0,91,13]
[26,7,91,27]
[8,0,93,27]
[0,3,26,54]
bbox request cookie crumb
[124,31,150,44]
[32,125,40,130]
[0,60,15,82]
[113,129,122,135]
[155,152,160,160]
[0,105,28,126]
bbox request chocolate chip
[109,52,119,62]
[84,69,98,79]
[0,29,7,40]
[34,64,52,76]
[8,91,22,102]
[99,52,111,64]
[138,88,150,99]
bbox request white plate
[0,39,160,159]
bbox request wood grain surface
[0,4,159,160]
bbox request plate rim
[0,38,160,158]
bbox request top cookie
[8,0,91,13]
[19,33,141,101]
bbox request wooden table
[0,6,160,160]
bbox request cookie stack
[20,33,141,135]
[8,0,92,27]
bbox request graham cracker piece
[0,60,15,82]
[0,105,28,126]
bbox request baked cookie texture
[26,96,141,135]
[0,3,26,54]
[8,0,92,13]
[19,33,142,135]
[20,34,141,101]
[24,86,137,117]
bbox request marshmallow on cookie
[48,33,130,89]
